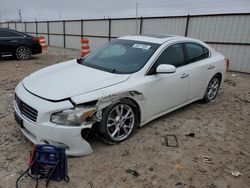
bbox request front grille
[15,94,38,122]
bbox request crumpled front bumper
[14,83,93,156]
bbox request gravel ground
[0,47,249,188]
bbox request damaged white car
[14,35,226,156]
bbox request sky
[0,0,250,22]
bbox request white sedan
[14,35,226,156]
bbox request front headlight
[51,107,97,126]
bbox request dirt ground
[0,47,249,188]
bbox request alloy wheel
[206,76,220,100]
[106,104,135,141]
[16,46,31,60]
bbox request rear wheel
[16,46,31,60]
[203,74,221,102]
[98,99,138,144]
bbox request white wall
[111,19,139,37]
[210,44,250,73]
[37,22,47,33]
[1,23,8,28]
[83,20,109,36]
[2,14,249,73]
[65,21,81,35]
[16,23,25,32]
[49,22,63,34]
[49,34,64,47]
[65,35,81,49]
[142,17,187,36]
[187,15,250,43]
[26,22,36,33]
[9,23,15,30]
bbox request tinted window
[154,43,185,68]
[0,29,22,37]
[82,39,160,74]
[185,43,209,63]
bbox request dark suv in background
[0,28,42,60]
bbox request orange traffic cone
[81,38,90,56]
[38,36,48,50]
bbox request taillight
[32,37,39,42]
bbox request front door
[143,43,189,119]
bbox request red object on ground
[28,144,36,165]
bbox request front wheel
[16,46,31,60]
[203,74,221,102]
[98,100,138,144]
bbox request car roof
[0,27,12,30]
[0,28,19,32]
[0,27,27,36]
[119,35,186,44]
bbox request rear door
[183,42,213,101]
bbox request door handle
[180,73,189,79]
[208,65,215,70]
[10,40,17,43]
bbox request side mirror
[156,64,176,74]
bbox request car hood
[23,60,130,101]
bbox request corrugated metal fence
[1,13,250,73]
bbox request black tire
[203,74,221,103]
[98,99,139,144]
[15,46,31,60]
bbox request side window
[0,30,22,37]
[154,43,185,68]
[0,30,10,37]
[185,43,209,63]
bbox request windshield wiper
[76,57,84,64]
